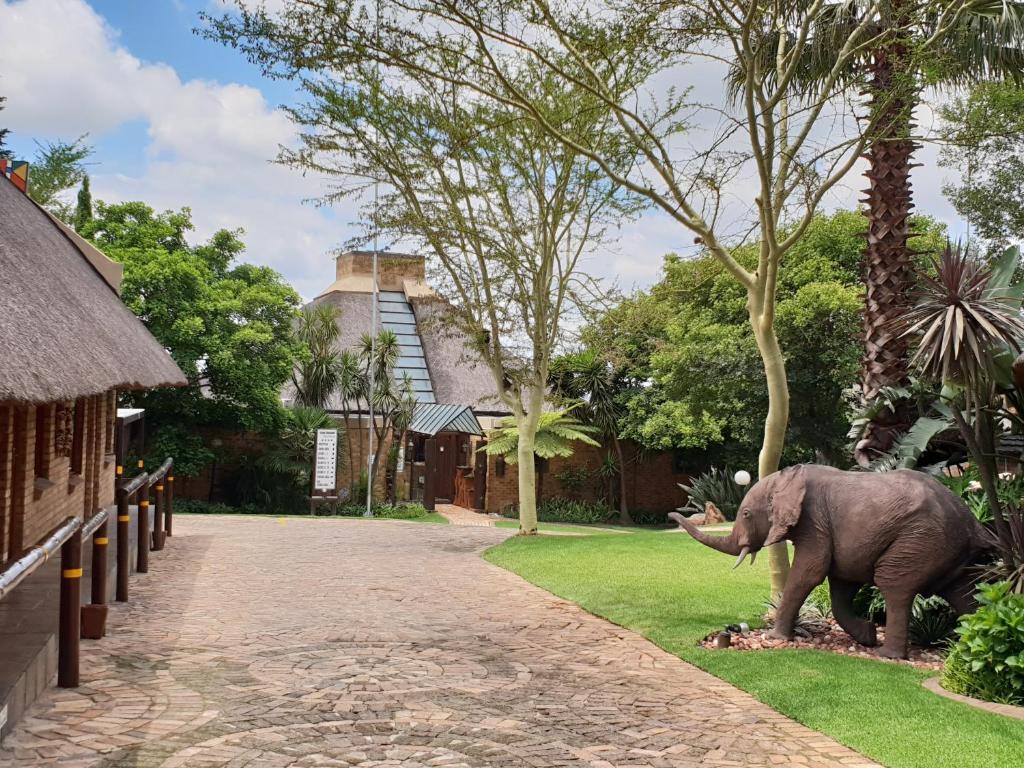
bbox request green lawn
[493,520,635,535]
[176,511,449,524]
[484,530,1022,768]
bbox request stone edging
[923,677,1024,720]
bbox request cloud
[0,0,344,301]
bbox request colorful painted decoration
[0,159,29,192]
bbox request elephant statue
[670,464,995,659]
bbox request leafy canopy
[584,211,948,467]
[81,201,302,443]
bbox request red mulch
[701,619,945,670]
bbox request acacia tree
[208,0,902,586]
[208,32,637,533]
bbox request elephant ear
[764,466,806,546]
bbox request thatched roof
[0,177,187,404]
[307,290,510,415]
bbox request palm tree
[549,350,633,524]
[292,304,343,409]
[741,1,1024,463]
[357,329,410,501]
[260,406,340,510]
[337,350,363,491]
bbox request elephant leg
[938,572,978,618]
[768,548,829,640]
[876,587,913,659]
[829,578,877,647]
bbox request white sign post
[313,429,338,492]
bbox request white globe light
[734,470,752,487]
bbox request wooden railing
[0,455,176,692]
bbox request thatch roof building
[0,175,185,404]
[310,251,509,417]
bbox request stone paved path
[0,516,878,768]
[436,504,495,527]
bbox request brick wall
[0,392,117,564]
[483,439,688,518]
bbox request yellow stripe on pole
[138,459,144,468]
[168,476,175,482]
[62,568,83,579]
[116,465,123,476]
[95,537,109,545]
[156,485,164,492]
[118,515,130,522]
[140,500,149,508]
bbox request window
[70,398,86,475]
[34,403,53,479]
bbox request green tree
[549,350,633,525]
[81,201,302,473]
[260,406,341,510]
[0,94,11,160]
[292,303,343,409]
[759,1,1024,463]
[587,211,946,468]
[27,136,92,219]
[206,0,898,592]
[939,81,1024,249]
[73,175,93,232]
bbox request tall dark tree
[765,0,1024,464]
[73,175,93,232]
[0,94,11,160]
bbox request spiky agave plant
[897,244,1024,577]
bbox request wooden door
[435,433,458,502]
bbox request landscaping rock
[701,618,944,670]
[703,501,726,524]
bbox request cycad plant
[259,406,341,511]
[896,244,1024,583]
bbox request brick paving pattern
[436,504,495,527]
[0,516,878,767]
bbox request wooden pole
[165,473,174,537]
[116,490,130,602]
[137,490,150,574]
[473,438,488,512]
[58,529,82,688]
[423,438,438,511]
[152,481,165,551]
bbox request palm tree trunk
[612,436,633,525]
[857,11,918,465]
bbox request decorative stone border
[923,677,1024,720]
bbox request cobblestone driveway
[0,517,877,767]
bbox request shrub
[335,502,431,520]
[175,499,290,516]
[538,497,612,524]
[942,582,1024,705]
[910,596,959,648]
[678,467,748,521]
[555,465,593,496]
[630,508,670,526]
[500,497,612,524]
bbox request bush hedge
[942,582,1024,705]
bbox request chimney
[0,159,29,193]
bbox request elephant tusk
[748,550,757,566]
[733,547,751,569]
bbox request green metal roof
[408,403,483,436]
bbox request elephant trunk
[668,512,744,556]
